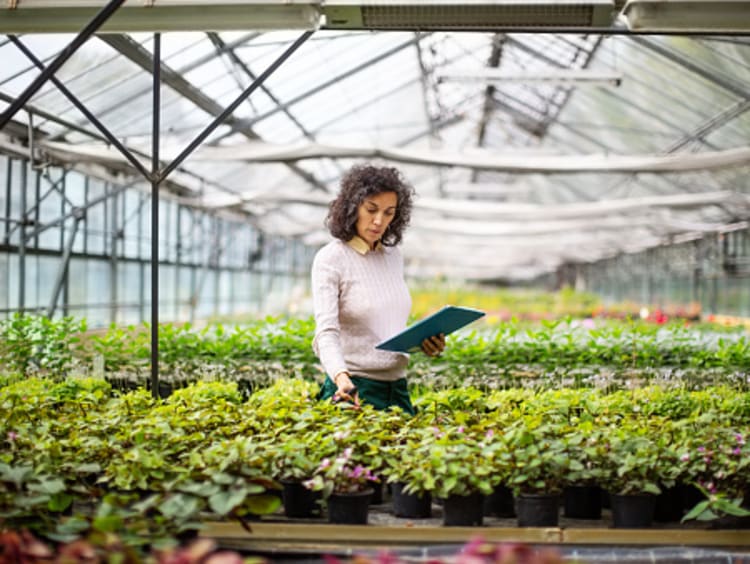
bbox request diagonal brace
[0,0,126,130]
[159,29,314,182]
[10,35,154,181]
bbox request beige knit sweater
[311,237,411,382]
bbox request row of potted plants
[1,314,747,389]
[2,377,749,545]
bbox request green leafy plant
[501,417,572,495]
[595,422,678,496]
[0,314,86,376]
[681,484,750,523]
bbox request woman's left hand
[421,333,445,357]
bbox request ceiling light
[0,1,322,33]
[621,0,750,33]
[437,69,623,86]
[322,0,617,30]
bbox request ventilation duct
[621,0,750,32]
[322,0,617,30]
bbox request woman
[311,164,444,415]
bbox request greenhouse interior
[1,0,750,562]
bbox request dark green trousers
[317,375,415,416]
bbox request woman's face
[355,191,398,249]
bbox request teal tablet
[375,305,485,353]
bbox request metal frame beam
[0,0,126,130]
[631,36,750,100]
[45,32,261,141]
[472,33,505,183]
[100,33,325,191]
[239,35,423,131]
[159,31,314,180]
[10,36,152,181]
[207,32,314,141]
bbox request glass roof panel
[1,21,748,281]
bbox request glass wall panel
[160,264,176,316]
[86,179,107,255]
[122,191,142,258]
[217,270,232,316]
[7,160,25,247]
[21,255,40,312]
[0,151,316,322]
[6,255,18,311]
[37,173,63,250]
[176,266,195,321]
[65,172,84,255]
[0,253,7,311]
[118,262,144,325]
[0,157,8,242]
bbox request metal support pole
[18,161,27,312]
[47,215,82,318]
[151,33,161,399]
[0,0,126,130]
[175,204,182,320]
[110,183,119,326]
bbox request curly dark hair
[326,164,415,247]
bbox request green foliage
[502,417,574,495]
[0,314,86,376]
[380,422,497,499]
[681,484,750,523]
[1,309,750,546]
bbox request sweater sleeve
[311,248,348,381]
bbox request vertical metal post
[61,174,70,317]
[150,33,161,399]
[175,204,181,320]
[189,210,197,324]
[110,183,119,326]
[18,160,27,312]
[3,156,10,245]
[213,218,220,317]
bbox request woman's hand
[421,333,445,357]
[333,371,360,408]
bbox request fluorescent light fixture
[322,0,616,30]
[437,68,623,86]
[621,0,750,32]
[0,0,322,33]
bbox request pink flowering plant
[678,423,750,522]
[304,446,379,497]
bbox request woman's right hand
[333,371,360,408]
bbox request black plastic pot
[327,489,373,524]
[442,491,484,527]
[654,485,683,523]
[516,492,560,527]
[281,479,322,518]
[391,482,432,518]
[680,483,704,513]
[610,493,656,528]
[563,485,602,520]
[483,485,515,518]
[370,479,384,505]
